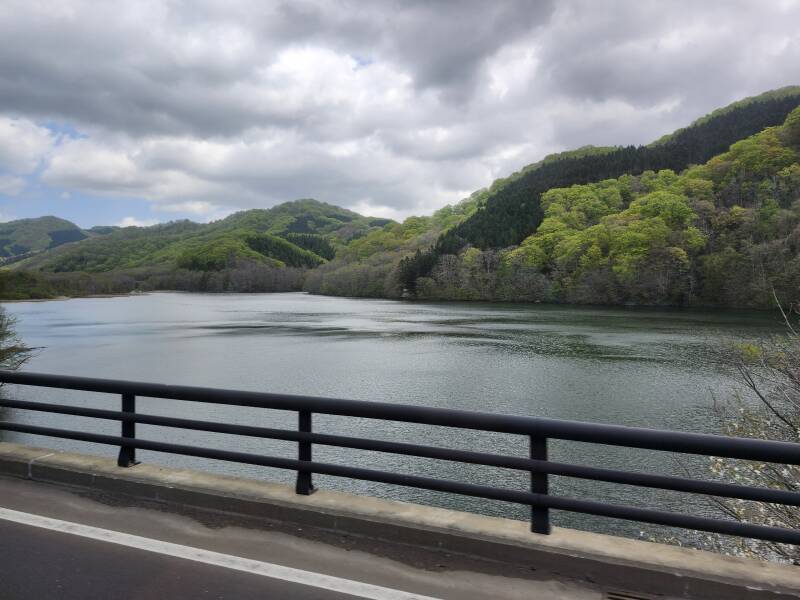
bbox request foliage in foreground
[0,306,32,371]
[652,300,800,563]
[706,303,800,563]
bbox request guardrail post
[295,410,315,495]
[530,435,550,534]
[117,393,139,467]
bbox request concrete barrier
[0,441,798,599]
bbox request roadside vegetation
[656,299,800,564]
[0,307,32,372]
[708,300,799,563]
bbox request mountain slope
[399,86,800,288]
[19,199,391,274]
[216,199,392,239]
[6,89,799,307]
[407,106,800,307]
[0,216,89,264]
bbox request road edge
[0,441,797,598]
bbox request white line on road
[0,507,441,600]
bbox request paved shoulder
[0,516,428,600]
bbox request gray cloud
[0,1,556,137]
[0,0,798,222]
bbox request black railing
[1,370,799,543]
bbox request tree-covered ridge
[412,106,800,307]
[5,89,799,307]
[303,193,483,297]
[18,199,391,274]
[174,233,326,271]
[398,87,800,288]
[0,216,95,263]
[214,199,390,241]
[649,85,800,146]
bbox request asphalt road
[0,475,601,600]
[0,519,363,600]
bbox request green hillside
[0,216,90,264]
[20,199,389,274]
[401,106,800,307]
[3,199,392,298]
[304,196,482,297]
[305,101,800,307]
[217,199,392,239]
[398,86,800,289]
[5,89,800,308]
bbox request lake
[0,292,786,542]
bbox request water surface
[0,292,785,542]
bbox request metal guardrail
[0,370,799,544]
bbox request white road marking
[0,507,441,600]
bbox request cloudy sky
[0,0,798,228]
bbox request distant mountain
[308,92,800,308]
[0,216,92,265]
[6,88,800,308]
[398,86,800,288]
[18,199,392,274]
[217,199,393,239]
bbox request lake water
[0,292,786,542]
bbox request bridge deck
[0,475,602,600]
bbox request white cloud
[0,1,798,222]
[42,137,238,214]
[116,216,158,227]
[0,117,53,173]
[157,201,216,215]
[346,201,407,222]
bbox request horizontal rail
[3,397,800,507]
[3,420,800,546]
[2,371,799,464]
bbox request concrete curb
[0,441,798,599]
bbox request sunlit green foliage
[417,106,800,307]
[7,92,800,307]
[303,194,482,297]
[0,216,99,263]
[19,200,387,275]
[399,87,800,286]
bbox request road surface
[0,475,602,600]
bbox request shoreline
[0,289,781,316]
[0,291,148,303]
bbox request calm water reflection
[0,292,785,542]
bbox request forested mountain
[0,216,103,265]
[217,199,392,238]
[397,86,800,290]
[19,199,388,274]
[305,198,481,297]
[401,106,800,307]
[2,200,391,298]
[3,88,799,307]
